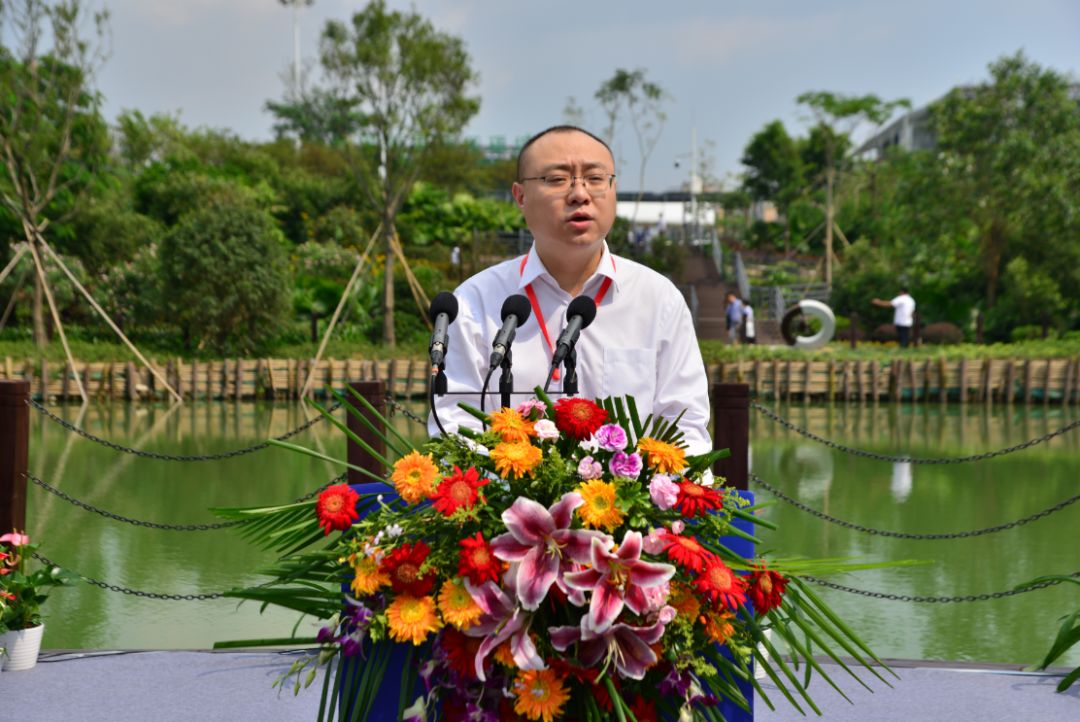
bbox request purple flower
[489,493,611,610]
[577,456,603,480]
[595,424,628,452]
[563,531,675,634]
[649,474,680,510]
[462,580,543,681]
[609,451,643,478]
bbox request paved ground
[1,651,1077,721]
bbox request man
[429,125,711,455]
[872,287,916,348]
[724,292,744,346]
[742,301,756,345]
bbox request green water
[23,400,1080,667]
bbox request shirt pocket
[602,347,656,403]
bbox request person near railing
[725,291,745,346]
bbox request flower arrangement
[0,531,76,633]
[216,388,896,721]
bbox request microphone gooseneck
[489,294,532,369]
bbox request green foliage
[741,120,804,207]
[159,186,291,355]
[0,533,78,631]
[395,182,523,246]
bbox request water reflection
[891,461,913,503]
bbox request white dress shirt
[428,242,712,455]
[891,294,915,327]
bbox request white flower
[533,419,560,440]
[578,435,599,454]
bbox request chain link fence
[750,401,1080,464]
[27,398,340,461]
[803,572,1080,603]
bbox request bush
[921,322,964,345]
[1010,324,1055,342]
[872,323,898,342]
[159,188,291,355]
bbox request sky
[81,0,1080,191]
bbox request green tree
[596,68,667,221]
[271,0,480,345]
[740,120,804,208]
[0,0,109,346]
[159,187,291,355]
[930,51,1080,311]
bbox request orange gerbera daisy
[438,578,483,630]
[490,441,543,479]
[348,553,389,597]
[636,437,687,474]
[493,640,517,668]
[576,479,625,531]
[390,451,439,504]
[385,594,441,645]
[513,668,570,722]
[668,582,701,622]
[701,609,736,644]
[489,407,536,443]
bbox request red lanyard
[519,251,615,380]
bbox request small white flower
[383,523,403,540]
[533,419,560,440]
[578,435,599,454]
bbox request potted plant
[0,530,77,671]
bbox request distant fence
[0,357,430,401]
[707,357,1080,404]
[3,356,1079,404]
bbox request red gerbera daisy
[629,696,659,722]
[458,533,503,586]
[380,541,435,597]
[659,532,715,573]
[675,479,725,518]
[440,627,481,680]
[315,484,360,535]
[694,558,748,610]
[748,565,788,615]
[430,466,488,517]
[553,397,608,440]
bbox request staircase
[677,247,732,342]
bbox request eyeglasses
[518,173,616,194]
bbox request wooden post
[0,379,29,533]
[712,383,749,491]
[347,380,388,486]
[959,359,968,404]
[975,312,984,345]
[849,312,858,349]
[127,361,137,401]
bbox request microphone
[550,296,597,368]
[489,295,532,369]
[428,292,458,368]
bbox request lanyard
[519,251,615,381]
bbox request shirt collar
[517,240,620,294]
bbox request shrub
[872,323,898,342]
[1010,324,1055,342]
[921,322,964,345]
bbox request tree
[159,187,291,355]
[270,0,479,345]
[595,68,667,221]
[740,120,804,207]
[930,51,1080,311]
[796,91,909,287]
[0,0,109,346]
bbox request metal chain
[750,401,1080,464]
[751,472,1080,540]
[25,471,346,530]
[32,551,225,601]
[27,398,341,461]
[386,394,428,427]
[802,572,1080,603]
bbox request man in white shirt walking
[429,125,711,454]
[873,287,916,348]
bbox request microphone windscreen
[428,291,459,323]
[500,294,532,324]
[566,295,598,329]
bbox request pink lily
[462,579,544,682]
[0,531,29,547]
[550,614,670,680]
[563,530,675,634]
[490,493,611,610]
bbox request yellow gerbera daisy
[702,609,736,645]
[348,553,389,597]
[513,668,570,722]
[390,451,439,504]
[669,582,701,622]
[386,594,441,646]
[637,436,687,474]
[490,441,543,479]
[489,407,535,443]
[438,579,483,630]
[576,479,625,531]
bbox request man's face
[511,130,617,253]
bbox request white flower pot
[0,622,44,671]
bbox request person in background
[724,291,744,346]
[742,301,756,345]
[872,287,916,348]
